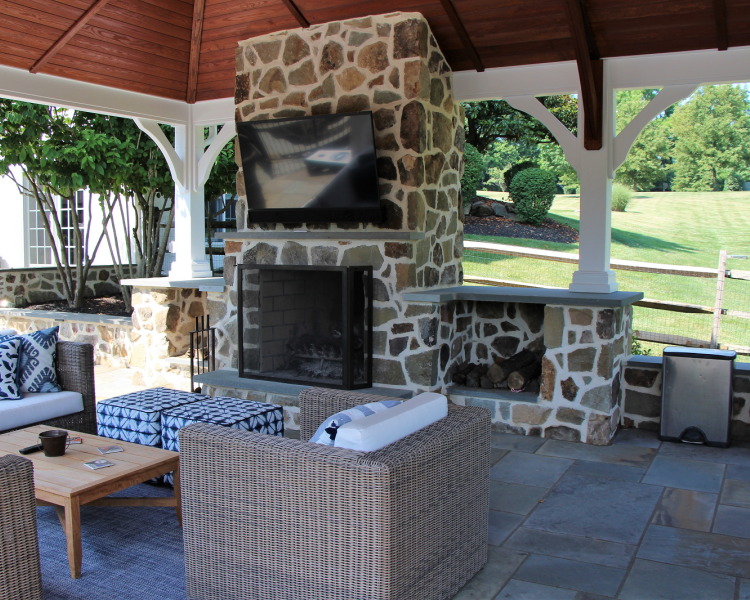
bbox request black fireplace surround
[237,264,373,389]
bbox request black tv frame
[237,111,384,224]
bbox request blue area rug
[38,483,186,600]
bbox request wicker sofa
[0,341,96,435]
[179,388,490,600]
[0,455,42,600]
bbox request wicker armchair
[179,388,490,600]
[0,341,96,435]
[0,455,42,600]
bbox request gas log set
[452,348,545,394]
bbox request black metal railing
[189,315,216,393]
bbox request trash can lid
[663,347,737,360]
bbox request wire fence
[463,242,750,362]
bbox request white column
[569,63,618,293]
[168,121,212,279]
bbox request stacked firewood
[452,348,544,394]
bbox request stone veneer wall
[128,287,231,390]
[621,357,750,441]
[214,12,465,392]
[447,304,630,445]
[0,311,132,367]
[1,266,122,306]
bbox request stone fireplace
[127,11,643,444]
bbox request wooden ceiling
[1,0,748,104]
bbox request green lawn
[466,191,750,357]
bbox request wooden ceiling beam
[280,0,310,29]
[438,0,484,72]
[714,0,728,51]
[187,0,206,104]
[562,0,602,150]
[30,0,111,74]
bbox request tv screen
[236,112,383,224]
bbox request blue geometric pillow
[310,400,402,446]
[0,337,22,400]
[0,326,61,394]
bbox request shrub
[611,183,633,212]
[564,186,578,195]
[509,168,557,225]
[724,172,743,191]
[503,160,538,192]
[460,143,485,204]
[631,335,653,356]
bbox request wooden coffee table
[0,425,181,579]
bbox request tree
[483,140,538,190]
[614,90,672,191]
[671,85,750,191]
[0,101,123,308]
[463,96,578,154]
[536,143,579,191]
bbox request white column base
[569,269,619,294]
[168,259,213,279]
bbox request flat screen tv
[236,112,383,224]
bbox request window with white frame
[26,191,53,267]
[60,191,85,265]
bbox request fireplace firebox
[237,264,373,389]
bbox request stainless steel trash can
[661,347,736,447]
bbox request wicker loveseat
[0,341,96,435]
[0,455,42,600]
[179,388,490,600]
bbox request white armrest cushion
[334,392,448,452]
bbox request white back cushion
[0,391,83,431]
[334,392,448,452]
[0,329,17,337]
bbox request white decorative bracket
[611,84,697,175]
[134,118,185,189]
[196,122,236,189]
[504,95,581,172]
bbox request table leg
[173,466,182,527]
[63,497,82,579]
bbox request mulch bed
[25,296,132,318]
[463,214,580,244]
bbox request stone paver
[619,559,736,600]
[726,464,750,482]
[505,528,635,569]
[454,430,750,600]
[712,505,750,539]
[658,440,750,466]
[495,579,576,599]
[490,451,572,488]
[523,474,662,545]
[720,478,750,508]
[611,428,662,449]
[488,511,524,546]
[452,547,527,600]
[536,439,657,467]
[567,460,646,482]
[490,481,547,515]
[638,525,750,578]
[652,488,717,532]
[513,554,625,597]
[642,455,725,493]
[490,432,547,453]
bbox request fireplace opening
[237,264,373,389]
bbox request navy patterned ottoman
[160,397,284,484]
[97,388,207,447]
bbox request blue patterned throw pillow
[0,326,61,393]
[0,337,22,400]
[310,400,402,446]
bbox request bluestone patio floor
[454,429,750,600]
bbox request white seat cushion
[334,392,448,452]
[0,390,84,431]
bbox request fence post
[711,250,727,349]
